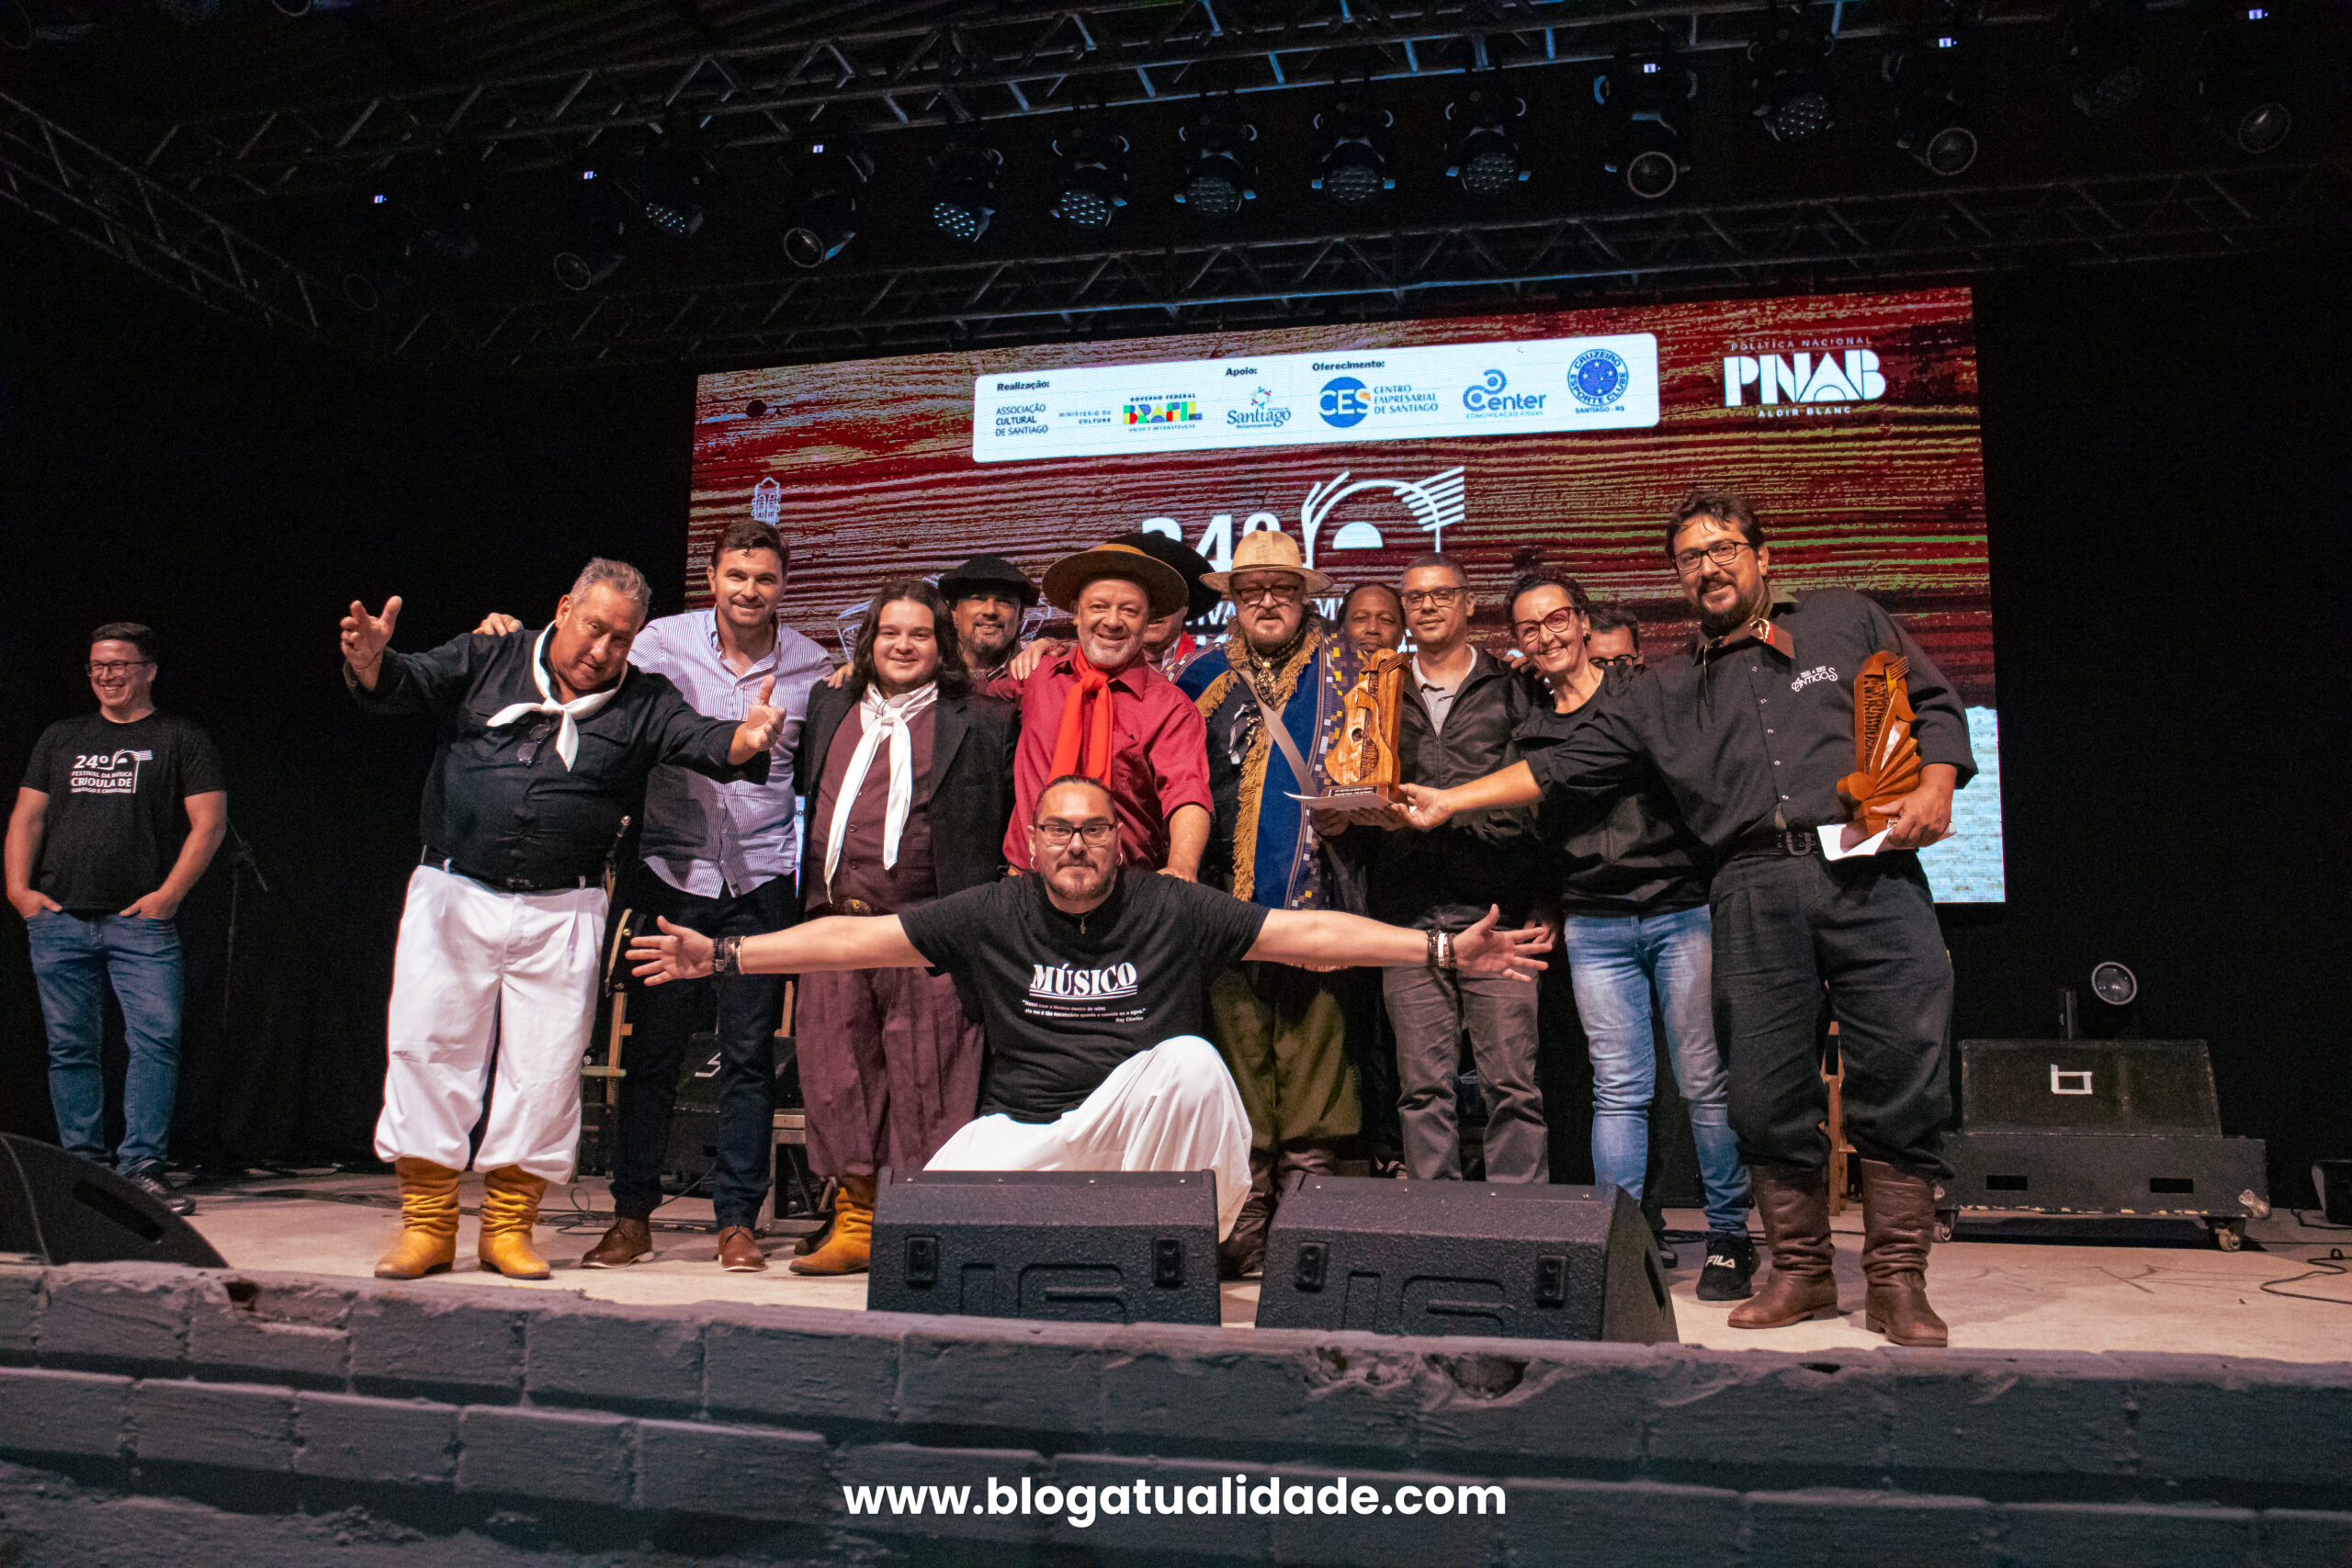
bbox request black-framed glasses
[1034,818,1116,847]
[1591,653,1645,671]
[1400,586,1467,610]
[1231,581,1304,606]
[86,660,154,677]
[1511,607,1582,645]
[1671,540,1751,577]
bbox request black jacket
[1365,649,1544,929]
[1512,676,1711,918]
[795,681,1018,907]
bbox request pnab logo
[1461,369,1547,417]
[1319,376,1372,428]
[1723,349,1886,410]
[1567,348,1631,409]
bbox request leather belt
[422,846,593,896]
[1727,824,1820,860]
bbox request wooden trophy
[1319,649,1408,806]
[1837,650,1924,835]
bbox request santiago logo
[1318,376,1372,428]
[1461,368,1547,417]
[1227,386,1293,430]
[1567,348,1631,409]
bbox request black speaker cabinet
[1946,1041,2267,1243]
[1254,1179,1677,1344]
[0,1135,227,1269]
[866,1168,1222,1327]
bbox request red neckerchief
[1048,648,1118,782]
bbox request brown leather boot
[1727,1162,1841,1329]
[1217,1146,1278,1280]
[580,1216,653,1269]
[789,1174,873,1275]
[374,1158,461,1280]
[476,1166,552,1280]
[1860,1157,1949,1348]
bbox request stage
[176,1168,2352,1360]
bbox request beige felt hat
[1199,528,1333,596]
[1041,541,1191,619]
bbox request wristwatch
[710,935,743,976]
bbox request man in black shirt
[6,622,225,1214]
[628,774,1550,1237]
[1403,489,1973,1347]
[341,558,786,1282]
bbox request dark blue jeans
[608,873,798,1229]
[26,910,184,1169]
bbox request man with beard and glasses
[990,543,1212,880]
[937,555,1040,687]
[1400,487,1973,1347]
[628,775,1552,1240]
[784,580,1015,1277]
[1175,532,1369,1278]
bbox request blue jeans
[1562,905,1750,1237]
[25,910,185,1169]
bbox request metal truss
[350,157,2352,371]
[0,89,333,340]
[138,0,2088,202]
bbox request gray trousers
[1384,965,1550,1182]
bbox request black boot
[1217,1147,1277,1280]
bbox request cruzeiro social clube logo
[1566,348,1630,409]
[1318,376,1372,428]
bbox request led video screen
[689,286,2003,901]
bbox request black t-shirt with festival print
[21,711,225,915]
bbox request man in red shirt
[995,543,1213,879]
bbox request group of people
[7,480,1973,1348]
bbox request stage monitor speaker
[1253,1178,1676,1344]
[0,1134,227,1269]
[1959,1039,2222,1134]
[866,1168,1221,1327]
[2314,1161,2352,1226]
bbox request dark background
[1,223,2343,1201]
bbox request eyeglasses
[1591,653,1645,671]
[1400,587,1467,610]
[1033,819,1117,847]
[1511,607,1583,645]
[1671,540,1752,577]
[86,660,154,677]
[1231,581,1304,606]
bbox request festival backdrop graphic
[690,287,2003,900]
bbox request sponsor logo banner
[971,334,1659,462]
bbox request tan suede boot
[374,1157,462,1280]
[476,1166,553,1280]
[1860,1157,1950,1348]
[789,1174,874,1275]
[1727,1163,1841,1329]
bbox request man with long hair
[786,580,1016,1276]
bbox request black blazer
[795,681,1018,908]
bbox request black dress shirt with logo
[347,628,763,890]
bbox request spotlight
[1310,98,1395,207]
[552,166,629,292]
[1174,113,1256,218]
[1444,86,1528,197]
[780,143,873,268]
[1884,23,1982,177]
[338,174,482,311]
[1050,124,1131,231]
[613,138,707,241]
[1749,2,1838,144]
[928,141,1001,244]
[2197,6,2293,155]
[2064,0,2148,122]
[1596,42,1697,200]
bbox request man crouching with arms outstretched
[630,774,1551,1236]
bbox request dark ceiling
[2,0,2345,371]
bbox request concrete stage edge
[0,1263,2346,1566]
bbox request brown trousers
[797,965,986,1179]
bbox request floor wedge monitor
[0,1134,226,1269]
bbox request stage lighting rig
[1749,2,1838,145]
[780,143,874,269]
[1050,124,1131,231]
[1173,113,1257,218]
[0,0,97,49]
[1596,42,1697,201]
[551,166,630,292]
[150,0,220,22]
[2197,6,2293,155]
[1310,98,1396,207]
[1444,86,1529,197]
[928,141,1002,244]
[2064,0,2149,122]
[1883,22,1983,178]
[338,174,482,311]
[610,136,707,242]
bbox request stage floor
[180,1170,2352,1360]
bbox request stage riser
[1945,1133,2268,1218]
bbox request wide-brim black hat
[936,553,1040,608]
[1111,529,1221,622]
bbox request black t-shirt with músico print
[21,711,225,915]
[899,869,1269,1122]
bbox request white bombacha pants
[924,1035,1253,1238]
[373,864,606,1182]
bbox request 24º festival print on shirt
[69,749,153,795]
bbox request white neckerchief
[485,626,623,771]
[823,682,940,893]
